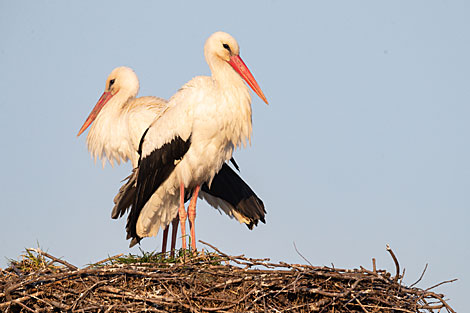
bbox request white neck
[86,90,135,167]
[209,57,253,150]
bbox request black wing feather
[126,135,191,246]
[229,157,240,172]
[201,163,266,230]
[111,168,137,219]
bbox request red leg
[187,185,200,251]
[178,182,188,250]
[161,226,169,255]
[169,214,179,258]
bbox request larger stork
[122,31,268,250]
[77,66,266,251]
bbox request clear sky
[1,1,468,311]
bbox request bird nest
[0,241,455,312]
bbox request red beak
[77,91,114,137]
[228,55,268,104]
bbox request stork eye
[109,79,115,88]
[222,43,231,53]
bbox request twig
[293,242,313,267]
[0,291,45,309]
[399,268,405,286]
[199,241,232,259]
[220,287,257,312]
[410,263,428,288]
[11,300,36,312]
[355,298,370,313]
[359,304,415,313]
[85,253,124,268]
[71,279,110,311]
[386,244,400,282]
[425,278,458,292]
[26,248,78,271]
[9,263,22,276]
[426,291,457,313]
[196,276,254,296]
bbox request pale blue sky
[1,1,468,311]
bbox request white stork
[77,65,266,252]
[77,67,167,167]
[122,31,268,250]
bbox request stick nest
[0,241,455,312]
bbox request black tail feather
[201,163,266,229]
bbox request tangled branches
[0,242,456,312]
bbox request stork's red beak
[228,55,268,105]
[77,91,114,137]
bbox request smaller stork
[77,66,167,167]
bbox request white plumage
[78,66,167,167]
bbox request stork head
[204,31,268,105]
[77,66,139,137]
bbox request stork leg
[169,215,179,258]
[187,185,200,251]
[161,226,169,255]
[178,182,188,250]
